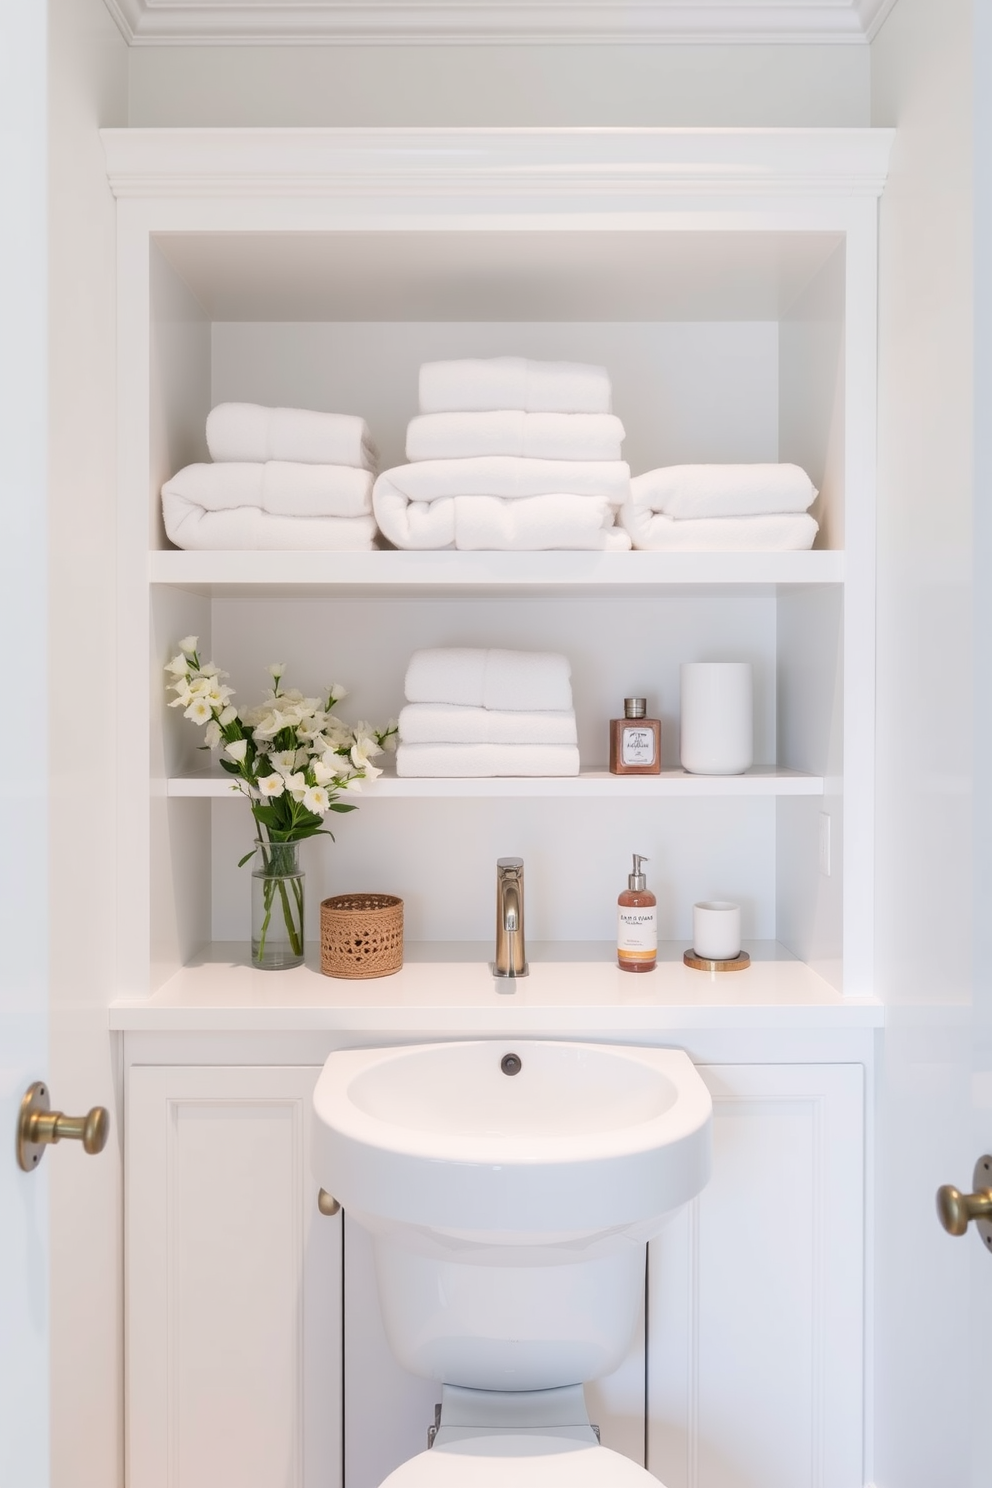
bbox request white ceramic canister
[692,901,742,961]
[679,662,753,775]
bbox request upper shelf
[149,548,844,598]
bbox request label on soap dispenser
[618,906,658,957]
[621,726,656,766]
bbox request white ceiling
[105,0,899,46]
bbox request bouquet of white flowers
[166,637,397,967]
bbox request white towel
[163,462,373,519]
[374,456,630,551]
[161,503,378,552]
[396,742,580,778]
[206,403,378,472]
[631,464,817,520]
[406,412,625,463]
[419,357,612,415]
[620,506,818,553]
[405,649,573,713]
[399,703,578,746]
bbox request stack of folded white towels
[161,403,379,550]
[373,357,632,551]
[621,464,819,551]
[396,648,580,777]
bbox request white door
[0,3,50,1486]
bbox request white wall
[127,42,870,127]
[870,1,975,1483]
[47,2,128,1485]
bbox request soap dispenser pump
[617,854,657,973]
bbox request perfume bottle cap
[629,854,649,891]
[624,697,647,719]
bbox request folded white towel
[620,506,819,553]
[399,703,578,746]
[405,648,573,713]
[377,491,628,552]
[161,502,378,552]
[396,742,581,778]
[206,403,378,472]
[406,412,625,463]
[419,357,612,415]
[631,464,817,520]
[163,462,373,519]
[373,456,630,551]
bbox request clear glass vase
[251,838,305,970]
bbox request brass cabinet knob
[936,1155,992,1249]
[16,1081,110,1172]
[317,1188,340,1216]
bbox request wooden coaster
[683,949,751,973]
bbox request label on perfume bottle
[618,906,657,957]
[622,725,656,766]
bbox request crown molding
[104,0,878,47]
[101,127,894,201]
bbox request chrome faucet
[493,857,528,979]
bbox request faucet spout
[493,857,528,979]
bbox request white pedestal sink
[313,1040,712,1392]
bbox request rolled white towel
[206,403,378,472]
[161,503,378,552]
[405,648,573,713]
[399,703,578,746]
[419,357,612,415]
[396,742,580,778]
[620,507,818,553]
[163,462,373,519]
[631,464,817,520]
[406,411,625,463]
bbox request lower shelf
[166,766,824,799]
[110,941,883,1032]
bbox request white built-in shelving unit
[104,126,892,1002]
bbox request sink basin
[312,1040,712,1238]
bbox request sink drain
[501,1053,522,1076]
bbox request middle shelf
[166,766,824,799]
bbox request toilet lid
[380,1435,664,1488]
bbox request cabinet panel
[127,1066,341,1488]
[648,1063,863,1488]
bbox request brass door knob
[17,1081,110,1172]
[317,1188,340,1216]
[936,1155,992,1249]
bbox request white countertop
[110,942,883,1034]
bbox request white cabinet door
[648,1063,864,1488]
[127,1066,342,1488]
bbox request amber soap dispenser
[609,697,661,775]
[617,854,658,973]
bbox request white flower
[359,759,383,782]
[165,652,190,677]
[169,686,193,709]
[311,758,339,786]
[270,749,298,774]
[283,771,307,801]
[204,720,222,748]
[303,785,330,815]
[341,776,363,794]
[219,705,237,727]
[184,697,213,725]
[179,635,198,654]
[329,684,348,703]
[225,739,248,763]
[267,662,285,680]
[351,737,382,772]
[257,773,285,797]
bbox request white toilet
[312,1040,713,1488]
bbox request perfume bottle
[617,854,657,973]
[609,697,661,775]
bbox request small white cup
[692,901,741,962]
[680,662,753,775]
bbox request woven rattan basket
[320,893,404,979]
